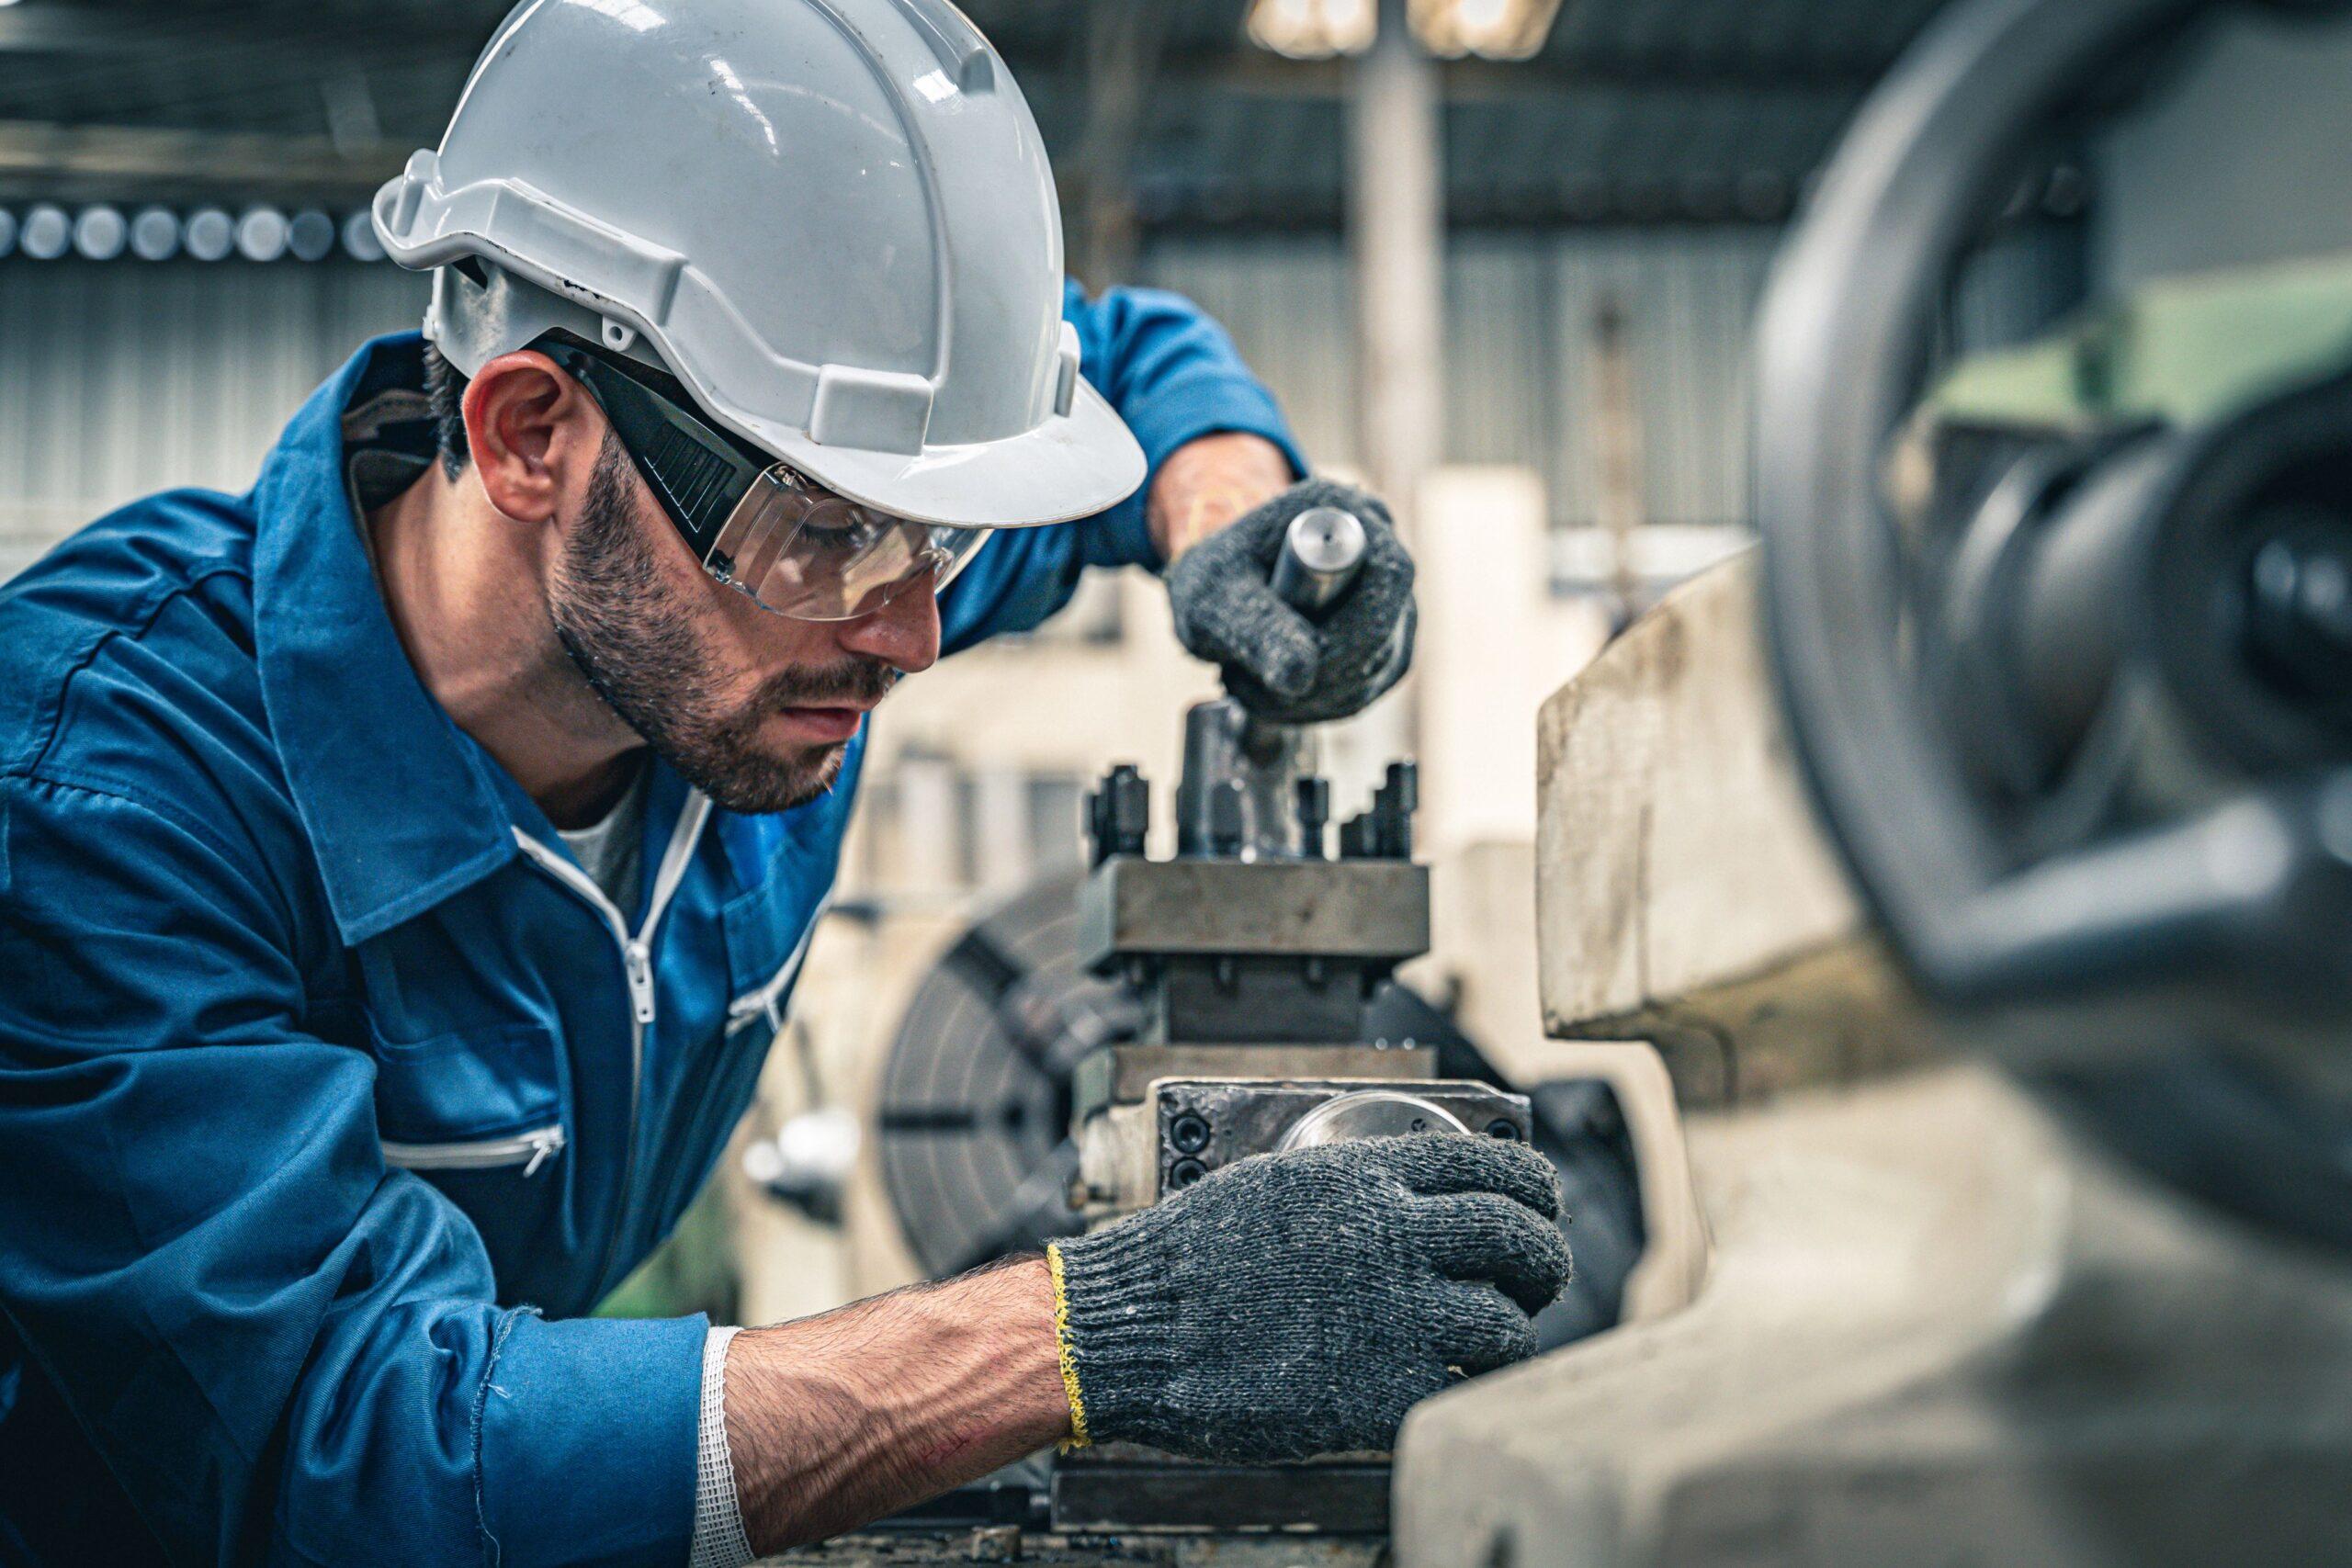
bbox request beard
[546,436,899,815]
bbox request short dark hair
[424,342,470,479]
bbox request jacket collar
[253,333,524,945]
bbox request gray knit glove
[1046,1134,1568,1461]
[1167,479,1416,725]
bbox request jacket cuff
[475,1310,708,1568]
[1091,372,1309,571]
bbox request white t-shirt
[555,763,649,916]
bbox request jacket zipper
[382,1124,568,1177]
[511,791,714,1291]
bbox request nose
[836,571,941,674]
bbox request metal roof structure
[0,0,1955,227]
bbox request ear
[461,350,603,525]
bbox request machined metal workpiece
[1069,1047,1448,1217]
[1151,1078,1530,1197]
[1072,1066,1529,1218]
[1279,1088,1473,1149]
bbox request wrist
[721,1258,1071,1551]
[982,1254,1078,1447]
[1148,433,1295,562]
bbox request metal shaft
[1270,506,1367,617]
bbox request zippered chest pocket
[722,878,827,1040]
[368,1021,568,1172]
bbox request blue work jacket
[0,284,1300,1567]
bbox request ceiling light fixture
[130,206,180,261]
[18,204,70,261]
[1243,0,1377,60]
[184,208,235,263]
[288,209,336,262]
[72,205,127,261]
[1408,0,1563,60]
[340,209,386,262]
[235,206,288,263]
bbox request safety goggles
[537,333,993,623]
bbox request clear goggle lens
[706,467,994,623]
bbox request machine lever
[1167,509,1370,862]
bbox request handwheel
[1754,0,2352,1246]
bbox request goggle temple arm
[540,336,770,564]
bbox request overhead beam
[1004,45,1891,99]
[0,7,1879,131]
[0,120,406,203]
[0,4,493,57]
[0,2,1892,93]
[966,0,1907,92]
[0,112,1826,225]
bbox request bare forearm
[722,1256,1071,1552]
[1148,431,1295,563]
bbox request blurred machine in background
[1396,1,2352,1562]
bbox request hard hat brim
[730,375,1148,532]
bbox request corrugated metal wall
[0,261,425,578]
[0,226,2078,581]
[1146,229,1781,532]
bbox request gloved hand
[1046,1134,1568,1462]
[1167,479,1416,725]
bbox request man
[0,3,1567,1563]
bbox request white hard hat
[372,0,1146,531]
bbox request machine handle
[1270,506,1366,617]
[1184,506,1369,856]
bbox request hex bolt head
[1170,1111,1212,1154]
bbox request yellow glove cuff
[1045,1242,1092,1450]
